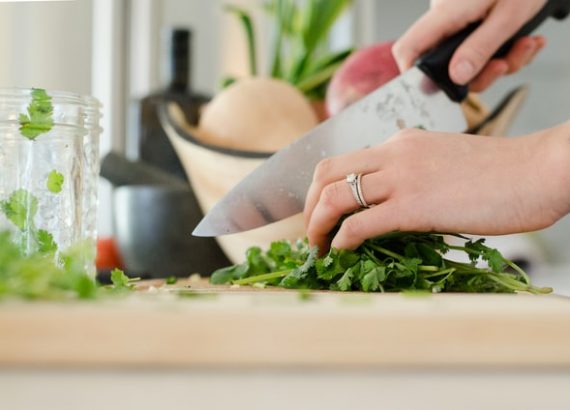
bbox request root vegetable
[326,41,400,116]
[199,77,318,152]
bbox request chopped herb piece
[110,268,134,291]
[165,276,178,285]
[297,288,313,301]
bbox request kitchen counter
[1,279,570,409]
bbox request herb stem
[367,244,403,261]
[418,265,440,272]
[365,245,439,272]
[233,269,291,285]
[422,268,456,279]
[505,259,530,284]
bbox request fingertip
[516,36,536,50]
[330,236,357,252]
[493,59,509,74]
[330,213,368,251]
[534,35,547,50]
[450,59,476,85]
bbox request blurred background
[1,0,569,282]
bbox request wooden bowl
[159,103,306,264]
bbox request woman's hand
[392,0,547,91]
[304,123,570,252]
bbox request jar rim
[0,87,101,110]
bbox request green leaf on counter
[110,268,133,291]
[165,276,178,285]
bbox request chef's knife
[194,0,570,237]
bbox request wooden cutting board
[1,279,570,368]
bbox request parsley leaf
[36,229,57,253]
[211,263,248,284]
[19,88,54,140]
[361,264,386,292]
[47,170,64,194]
[0,189,38,231]
[336,266,355,291]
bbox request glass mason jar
[0,88,102,276]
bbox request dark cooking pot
[112,184,230,278]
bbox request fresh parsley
[0,230,97,300]
[0,230,139,300]
[211,233,552,294]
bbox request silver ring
[346,173,371,208]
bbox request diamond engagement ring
[346,173,370,209]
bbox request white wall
[154,0,271,96]
[0,0,92,93]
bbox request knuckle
[463,43,490,67]
[306,224,320,240]
[492,12,513,30]
[388,130,418,155]
[391,40,401,54]
[391,40,405,60]
[396,128,417,139]
[321,184,340,211]
[313,158,334,183]
[341,215,364,240]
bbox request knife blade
[194,0,570,237]
[193,68,465,237]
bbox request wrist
[537,121,570,219]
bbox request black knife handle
[417,0,570,102]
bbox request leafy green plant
[224,0,354,99]
[211,232,552,294]
[0,230,95,300]
[0,229,140,301]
